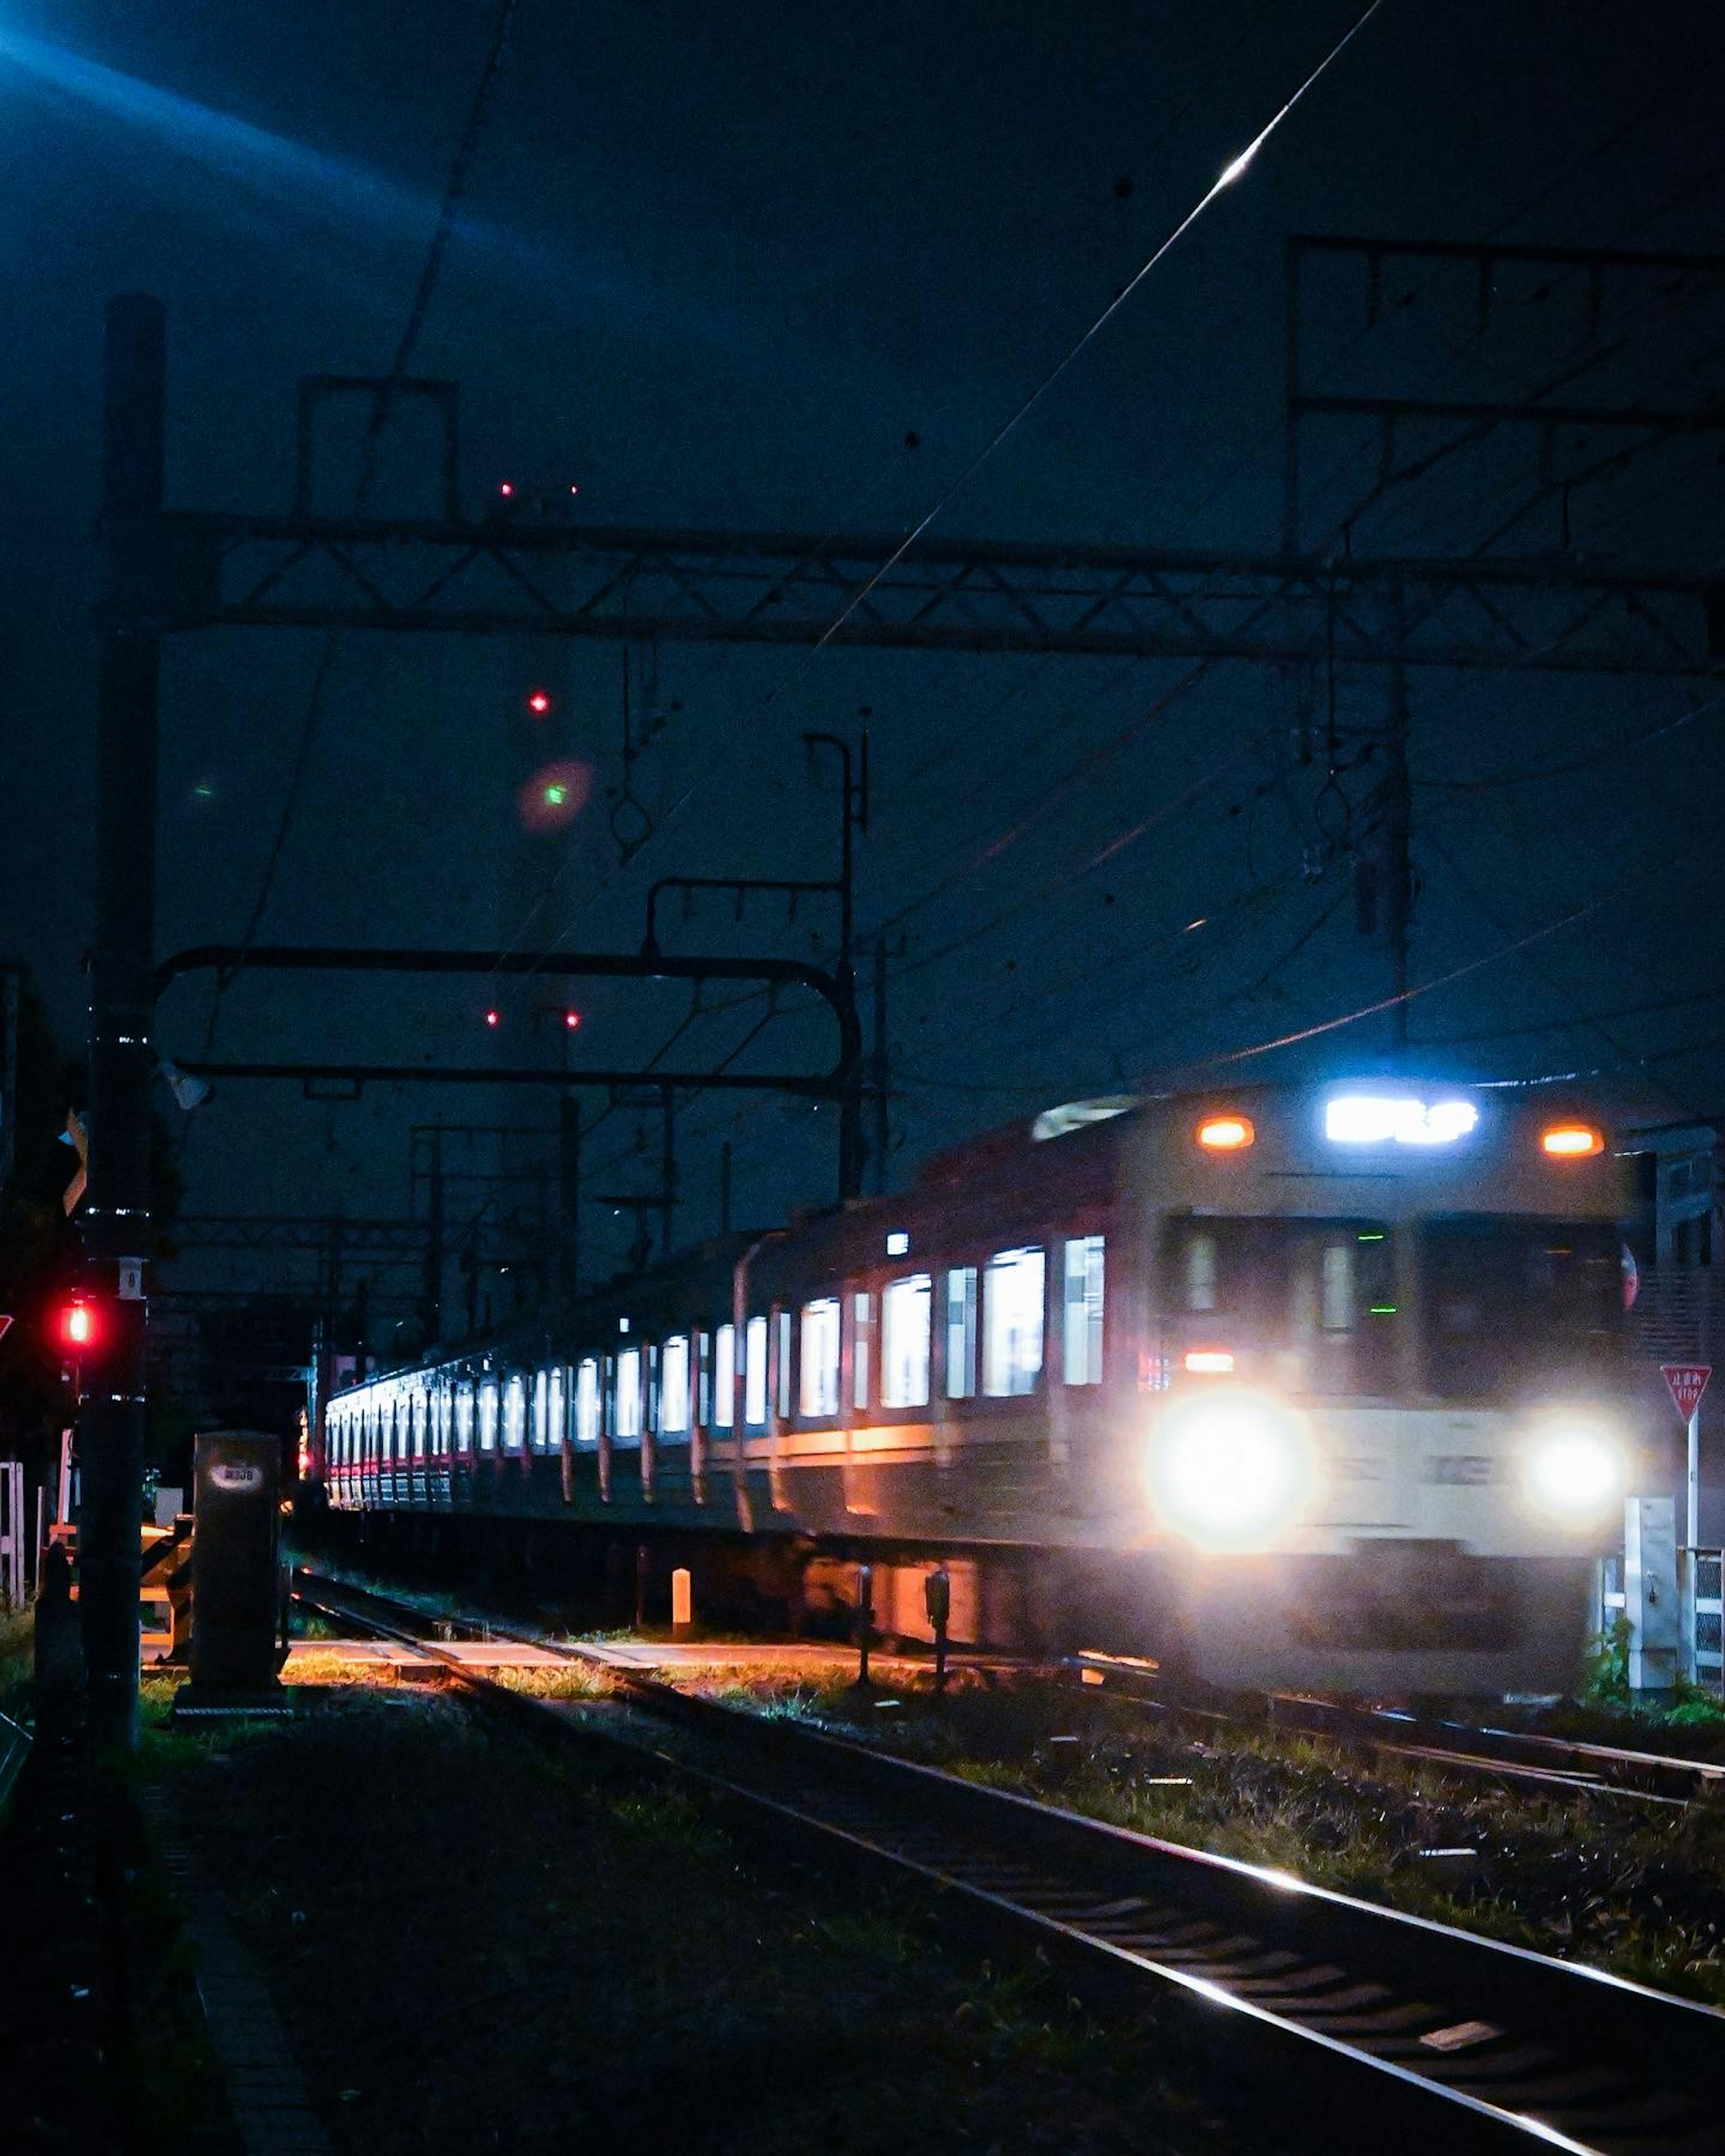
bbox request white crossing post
[1624,1496,1680,1699]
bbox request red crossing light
[59,1300,96,1350]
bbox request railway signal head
[58,1299,97,1351]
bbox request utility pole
[83,292,164,1753]
[803,731,868,1201]
[423,1123,444,1341]
[870,936,890,1197]
[557,1096,580,1303]
[1,968,18,1196]
[314,1212,344,1481]
[659,1087,676,1261]
[1384,578,1412,1061]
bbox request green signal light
[1356,1231,1385,1242]
[543,783,567,806]
[1368,1303,1398,1315]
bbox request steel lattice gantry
[168,1215,431,1259]
[103,506,1723,678]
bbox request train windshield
[1162,1218,1397,1396]
[1419,1217,1623,1400]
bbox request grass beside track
[138,1679,1242,2154]
[689,1665,1725,2007]
[288,1568,1725,2006]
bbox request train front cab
[1127,1087,1636,1698]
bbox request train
[318,1078,1642,1696]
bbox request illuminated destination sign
[1324,1093,1479,1147]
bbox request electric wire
[1173,822,1716,1074]
[198,0,518,1065]
[810,4,1388,655]
[508,0,1389,991]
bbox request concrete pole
[1686,1406,1700,1554]
[82,293,166,1753]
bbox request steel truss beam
[170,1215,431,1258]
[102,509,1719,677]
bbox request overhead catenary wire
[504,0,1389,1000]
[809,3,1389,655]
[1173,822,1716,1074]
[199,0,519,1064]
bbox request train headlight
[1522,1417,1625,1523]
[1148,1391,1312,1551]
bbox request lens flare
[517,760,592,834]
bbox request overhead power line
[202,0,519,1059]
[811,1,1389,656]
[1181,823,1716,1074]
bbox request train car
[321,1078,1641,1695]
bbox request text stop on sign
[1661,1364,1712,1420]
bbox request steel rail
[292,1573,1723,2154]
[1074,1659,1725,1807]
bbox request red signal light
[59,1301,96,1350]
[485,1008,500,1029]
[564,1010,581,1030]
[498,481,515,498]
[526,689,551,716]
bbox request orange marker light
[1196,1114,1254,1151]
[1183,1349,1236,1375]
[1542,1124,1603,1158]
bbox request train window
[881,1274,933,1409]
[547,1366,566,1451]
[661,1335,691,1436]
[1163,1219,1395,1395]
[478,1380,499,1453]
[946,1268,978,1399]
[415,1390,429,1458]
[456,1387,474,1454]
[800,1298,841,1418]
[503,1375,526,1452]
[1062,1236,1106,1385]
[532,1370,549,1452]
[576,1357,600,1444]
[745,1316,769,1427]
[984,1247,1045,1397]
[777,1310,793,1418]
[854,1292,873,1409]
[713,1324,737,1428]
[1420,1218,1621,1400]
[696,1331,711,1425]
[615,1348,643,1443]
[1183,1232,1219,1312]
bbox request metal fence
[1685,1547,1724,1690]
[1597,1545,1723,1692]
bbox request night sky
[4,0,1723,1295]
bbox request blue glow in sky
[0,27,500,254]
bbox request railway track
[292,1571,1725,2153]
[1071,1656,1725,1807]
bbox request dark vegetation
[146,1682,1244,2154]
